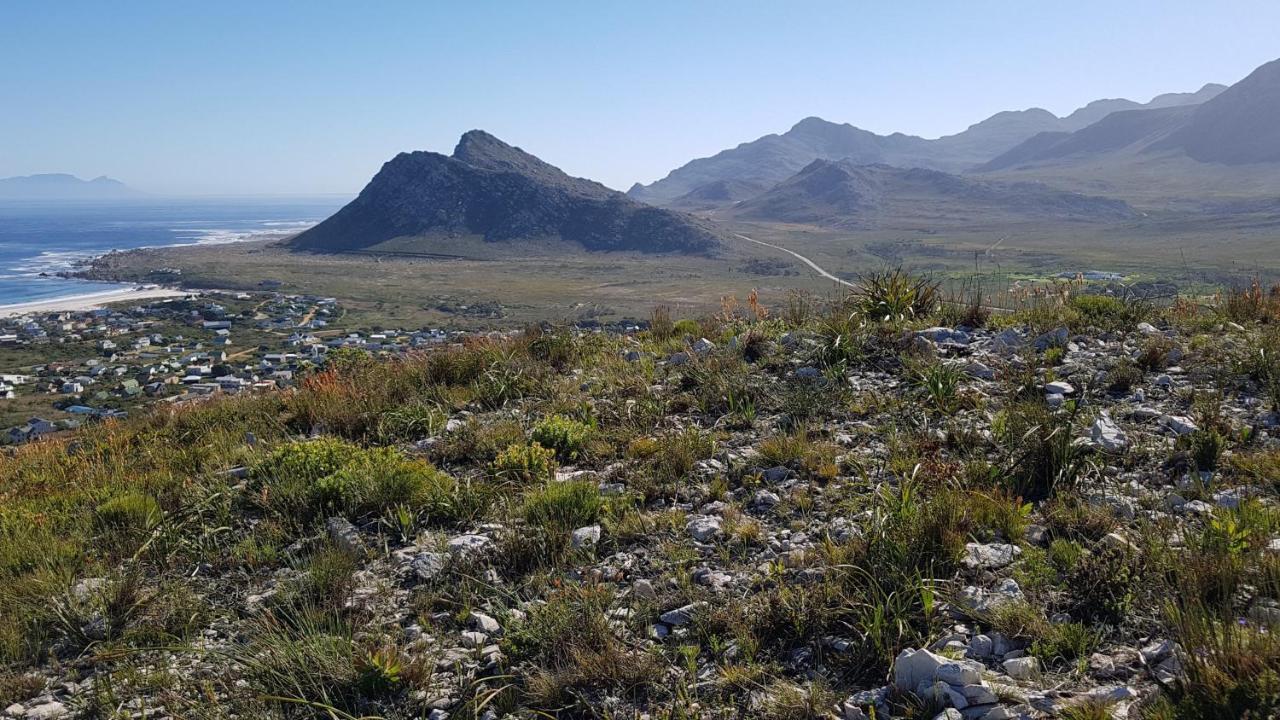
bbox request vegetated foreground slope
[729,159,1136,227]
[290,130,724,255]
[5,278,1280,718]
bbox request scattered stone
[1044,380,1074,395]
[1090,413,1128,452]
[571,524,601,548]
[686,515,722,542]
[1162,414,1199,435]
[325,517,365,556]
[447,534,492,557]
[660,602,708,626]
[1002,656,1040,681]
[962,543,1021,571]
[410,552,446,582]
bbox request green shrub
[532,415,593,461]
[1180,428,1227,473]
[995,402,1091,502]
[912,361,963,414]
[491,442,557,484]
[1068,294,1148,332]
[1163,601,1280,720]
[1104,359,1143,394]
[853,268,940,323]
[1064,545,1141,624]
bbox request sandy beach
[0,286,191,319]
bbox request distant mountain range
[727,159,1135,227]
[290,131,723,255]
[628,84,1227,206]
[984,58,1280,171]
[0,174,139,200]
[290,57,1280,258]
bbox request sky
[2,1,1279,196]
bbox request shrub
[490,442,557,484]
[1179,428,1227,473]
[1137,336,1177,371]
[1064,545,1141,624]
[853,269,940,323]
[995,402,1092,502]
[531,415,593,461]
[911,361,963,414]
[1163,601,1280,719]
[1104,359,1143,394]
[1068,294,1148,332]
[502,585,658,707]
[311,448,454,520]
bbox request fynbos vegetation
[4,274,1280,719]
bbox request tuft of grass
[521,480,603,537]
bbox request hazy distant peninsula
[0,173,140,200]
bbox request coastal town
[0,289,458,441]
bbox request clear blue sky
[2,1,1278,195]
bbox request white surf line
[733,233,855,288]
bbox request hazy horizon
[3,1,1278,195]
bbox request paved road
[733,233,855,288]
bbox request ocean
[0,197,347,306]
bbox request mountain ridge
[290,131,723,256]
[726,158,1136,227]
[629,83,1228,206]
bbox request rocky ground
[3,282,1280,719]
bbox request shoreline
[0,286,192,319]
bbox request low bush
[531,414,593,461]
[490,442,557,484]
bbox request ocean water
[0,197,347,306]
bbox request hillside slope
[291,131,723,255]
[728,159,1136,227]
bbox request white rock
[571,524,601,548]
[1162,415,1199,435]
[963,543,1021,571]
[632,578,658,601]
[26,702,69,720]
[1045,380,1074,395]
[660,601,708,626]
[447,533,492,557]
[469,611,500,635]
[1002,656,1040,680]
[965,362,995,380]
[936,660,982,686]
[893,647,949,691]
[1090,413,1128,452]
[692,338,716,354]
[686,515,723,542]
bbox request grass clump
[521,480,603,536]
